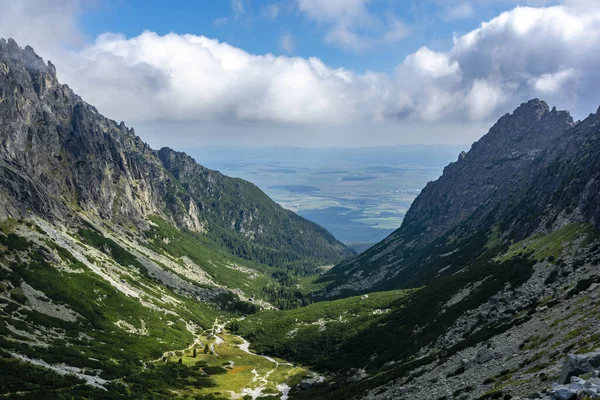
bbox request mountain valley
[1,38,600,400]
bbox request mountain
[0,38,351,398]
[0,37,350,271]
[321,99,599,296]
[3,37,600,400]
[235,100,600,399]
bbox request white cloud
[532,68,576,93]
[49,4,600,130]
[3,0,600,146]
[402,47,460,79]
[0,0,82,52]
[393,4,600,122]
[60,31,384,124]
[466,80,505,120]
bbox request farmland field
[187,146,464,250]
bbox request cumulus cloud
[532,69,576,93]
[402,48,460,79]
[60,32,382,124]
[50,3,600,129]
[0,0,82,53]
[2,0,600,146]
[392,4,600,121]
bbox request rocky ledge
[544,353,600,400]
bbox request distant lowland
[268,185,321,193]
[187,145,464,245]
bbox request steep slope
[157,147,351,274]
[0,37,351,273]
[0,39,349,398]
[322,99,597,296]
[234,101,600,399]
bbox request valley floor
[156,318,310,399]
[3,317,312,400]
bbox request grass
[1,205,596,399]
[0,230,228,391]
[237,289,417,367]
[500,223,594,262]
[0,356,115,399]
[0,219,314,398]
[145,215,273,299]
[145,215,329,310]
[157,328,307,398]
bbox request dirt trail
[213,319,294,400]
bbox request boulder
[552,388,577,400]
[559,353,600,384]
[476,348,499,364]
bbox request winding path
[213,319,295,400]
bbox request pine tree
[193,346,197,358]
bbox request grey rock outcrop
[0,38,352,267]
[559,353,600,384]
[324,96,600,296]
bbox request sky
[1,0,599,148]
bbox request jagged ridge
[323,99,600,296]
[0,38,352,271]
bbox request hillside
[322,99,599,296]
[3,37,600,400]
[0,38,351,398]
[0,38,351,273]
[233,100,600,399]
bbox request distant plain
[188,146,465,252]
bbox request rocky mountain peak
[479,99,572,149]
[1,38,58,97]
[324,98,595,297]
[0,38,352,269]
[512,98,549,120]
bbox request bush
[203,366,227,375]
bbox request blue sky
[1,0,599,148]
[79,0,514,73]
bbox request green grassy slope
[0,214,320,398]
[233,223,600,399]
[235,289,416,368]
[157,147,354,276]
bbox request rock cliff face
[323,99,600,296]
[262,100,600,400]
[402,99,575,247]
[156,147,351,269]
[0,38,351,269]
